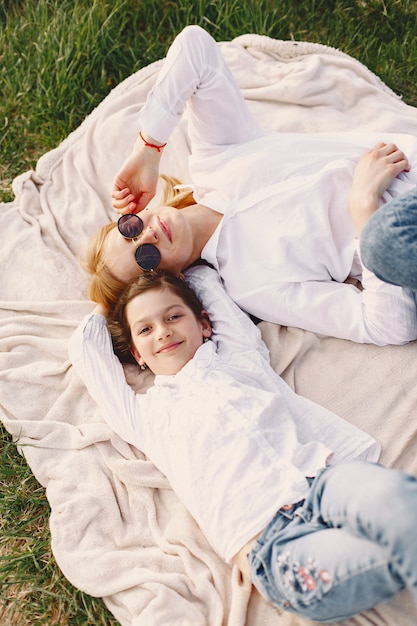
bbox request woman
[88,25,417,345]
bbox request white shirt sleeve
[184,265,270,360]
[237,269,417,346]
[139,25,261,147]
[68,314,142,448]
[356,239,417,345]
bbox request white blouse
[139,25,417,345]
[68,265,379,561]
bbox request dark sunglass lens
[118,214,144,238]
[135,244,161,271]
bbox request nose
[156,322,173,341]
[138,226,159,245]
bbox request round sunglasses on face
[117,214,161,271]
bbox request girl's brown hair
[84,175,195,309]
[108,270,208,364]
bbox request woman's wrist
[349,190,379,237]
[138,131,166,152]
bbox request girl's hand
[112,134,163,214]
[349,142,410,236]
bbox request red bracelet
[139,131,167,152]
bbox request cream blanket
[2,33,417,625]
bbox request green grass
[1,0,417,622]
[2,0,417,203]
[0,425,119,625]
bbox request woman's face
[102,206,195,282]
[127,287,211,375]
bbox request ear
[201,310,212,339]
[130,345,145,367]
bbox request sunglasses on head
[117,214,161,271]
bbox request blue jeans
[249,461,417,623]
[361,188,417,291]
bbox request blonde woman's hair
[84,175,195,309]
[159,174,195,209]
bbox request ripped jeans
[249,461,417,623]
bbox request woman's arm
[233,143,415,345]
[236,271,417,345]
[112,132,165,214]
[68,312,142,447]
[184,265,270,360]
[112,25,261,213]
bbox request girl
[69,264,417,622]
[86,25,417,345]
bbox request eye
[168,314,182,322]
[138,325,151,335]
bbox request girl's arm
[184,265,270,361]
[112,25,261,213]
[68,312,142,448]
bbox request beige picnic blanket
[2,32,417,625]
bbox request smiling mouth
[158,217,172,242]
[157,341,182,354]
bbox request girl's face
[102,206,195,282]
[127,287,212,376]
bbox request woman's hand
[349,142,410,236]
[111,133,164,214]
